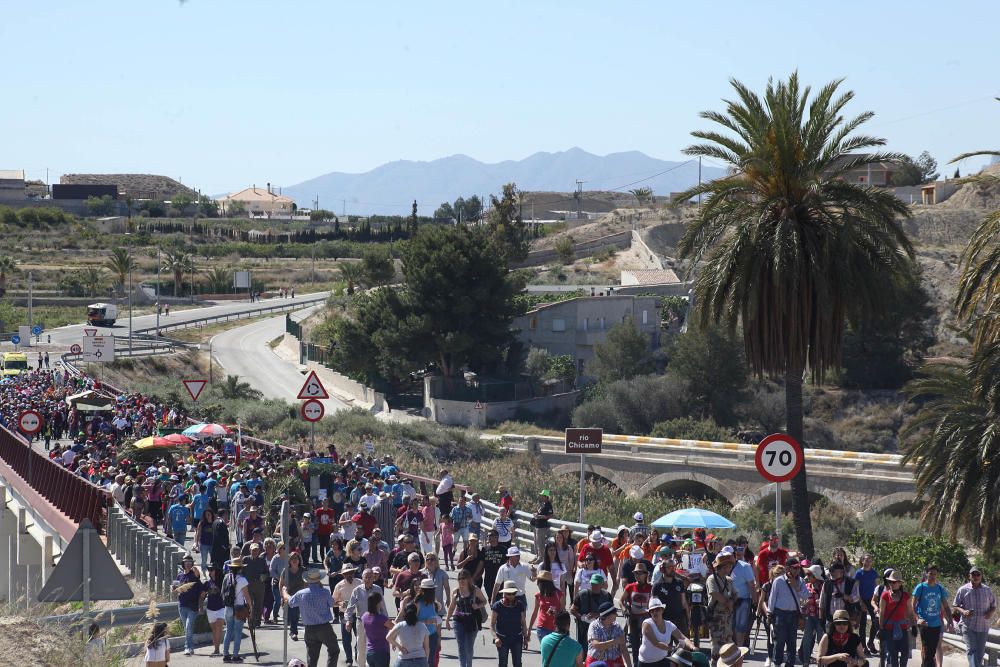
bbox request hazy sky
[4,0,998,194]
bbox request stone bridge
[500,434,916,517]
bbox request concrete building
[514,295,660,376]
[829,154,895,186]
[0,169,25,200]
[217,184,294,217]
[620,268,680,287]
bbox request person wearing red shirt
[313,497,337,555]
[622,563,653,666]
[755,533,788,585]
[352,507,379,539]
[580,531,615,578]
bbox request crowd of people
[2,368,998,667]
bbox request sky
[4,0,999,195]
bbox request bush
[572,373,689,434]
[651,417,732,441]
[848,533,971,587]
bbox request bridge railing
[133,294,327,335]
[0,423,109,535]
[106,502,185,599]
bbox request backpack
[222,573,237,607]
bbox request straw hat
[832,610,851,623]
[499,580,519,594]
[305,569,324,583]
[536,570,553,582]
[718,643,750,666]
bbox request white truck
[86,303,118,327]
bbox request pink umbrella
[162,433,194,445]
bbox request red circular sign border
[754,433,804,483]
[300,399,325,423]
[18,409,43,436]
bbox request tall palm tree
[902,99,1000,548]
[205,266,232,294]
[79,266,107,297]
[338,261,363,295]
[216,374,263,400]
[162,250,194,297]
[105,247,134,297]
[675,73,914,557]
[0,255,18,297]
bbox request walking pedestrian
[952,566,996,667]
[586,601,631,667]
[768,558,807,667]
[531,490,554,562]
[172,554,204,656]
[362,591,393,667]
[388,602,430,667]
[491,580,529,667]
[222,556,251,662]
[541,610,585,667]
[879,570,917,667]
[912,564,953,667]
[854,554,880,655]
[288,568,341,667]
[572,572,613,648]
[817,610,867,667]
[144,621,171,667]
[446,570,488,667]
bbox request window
[552,319,566,332]
[599,317,605,330]
[582,317,589,331]
[529,317,537,331]
[642,310,648,325]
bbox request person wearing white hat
[640,597,697,666]
[630,512,650,542]
[879,570,917,667]
[490,580,529,667]
[580,531,615,590]
[287,569,341,666]
[493,546,531,606]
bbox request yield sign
[183,379,208,402]
[297,370,329,399]
[84,328,98,337]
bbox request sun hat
[634,563,649,574]
[340,564,357,575]
[670,649,711,667]
[808,565,825,580]
[970,566,983,575]
[182,553,194,563]
[718,643,750,666]
[832,610,851,623]
[617,525,628,533]
[597,601,618,618]
[500,580,520,594]
[629,546,644,559]
[506,546,520,557]
[590,530,605,543]
[419,578,436,589]
[536,570,554,582]
[304,568,323,583]
[633,512,644,521]
[229,557,243,568]
[558,525,571,533]
[647,598,665,612]
[469,534,479,541]
[658,546,673,556]
[590,573,606,585]
[158,466,169,474]
[885,569,903,582]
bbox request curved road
[210,310,349,413]
[41,292,329,347]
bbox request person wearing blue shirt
[168,497,192,547]
[854,554,880,653]
[205,477,218,499]
[390,480,404,508]
[191,491,209,526]
[913,564,953,667]
[728,545,757,646]
[288,569,340,665]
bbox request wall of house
[630,230,665,270]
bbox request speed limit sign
[755,433,804,483]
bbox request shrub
[573,373,689,435]
[650,417,732,441]
[848,533,971,587]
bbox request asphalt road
[37,292,329,347]
[210,310,349,413]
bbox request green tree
[409,200,418,235]
[205,266,232,293]
[85,195,116,216]
[310,209,336,222]
[545,354,576,383]
[171,193,194,212]
[0,256,18,297]
[198,196,219,217]
[105,247,135,297]
[225,199,247,218]
[486,183,529,263]
[162,249,194,297]
[215,374,263,400]
[338,261,363,295]
[78,266,106,297]
[675,73,914,557]
[891,150,940,186]
[554,235,575,265]
[667,324,749,426]
[629,187,654,206]
[587,318,654,383]
[651,416,731,441]
[360,247,395,287]
[525,347,551,382]
[433,201,455,221]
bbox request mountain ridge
[279,148,724,215]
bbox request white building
[217,184,295,217]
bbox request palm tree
[105,247,134,297]
[629,187,653,206]
[162,250,194,297]
[0,256,18,297]
[338,261,363,295]
[901,99,1000,548]
[216,374,263,400]
[675,73,914,557]
[901,343,1000,549]
[205,266,231,294]
[79,266,106,297]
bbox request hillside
[280,148,726,215]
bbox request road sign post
[300,399,324,451]
[755,433,804,538]
[565,428,603,523]
[82,335,114,363]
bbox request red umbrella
[163,433,194,445]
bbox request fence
[285,313,302,338]
[105,502,186,599]
[132,294,327,336]
[0,423,109,534]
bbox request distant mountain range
[279,147,725,215]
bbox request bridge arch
[859,492,919,519]
[743,483,844,512]
[636,472,736,505]
[550,463,629,496]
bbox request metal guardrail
[133,294,327,335]
[42,602,180,628]
[106,502,185,600]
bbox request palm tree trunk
[785,363,815,557]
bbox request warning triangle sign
[37,519,134,603]
[183,379,208,402]
[297,370,329,399]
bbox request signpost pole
[775,481,781,537]
[82,526,91,614]
[579,453,585,523]
[311,421,315,451]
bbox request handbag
[234,604,250,622]
[878,594,905,642]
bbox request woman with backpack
[879,570,918,667]
[223,557,251,662]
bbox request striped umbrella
[181,423,231,438]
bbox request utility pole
[155,246,161,333]
[575,180,584,219]
[27,272,33,333]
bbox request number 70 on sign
[754,434,804,483]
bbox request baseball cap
[633,512,644,521]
